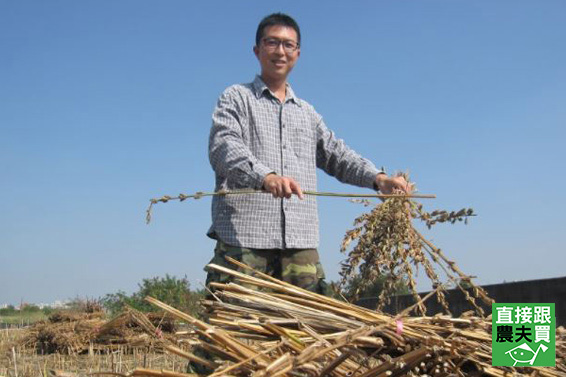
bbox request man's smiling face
[254,25,300,83]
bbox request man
[206,13,410,294]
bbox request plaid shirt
[208,76,381,249]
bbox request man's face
[254,25,300,83]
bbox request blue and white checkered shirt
[208,75,381,249]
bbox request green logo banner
[492,303,555,367]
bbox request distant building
[51,300,69,309]
[0,300,70,310]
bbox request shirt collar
[252,75,301,107]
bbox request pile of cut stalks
[127,260,565,377]
[14,309,177,355]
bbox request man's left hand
[375,173,412,195]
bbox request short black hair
[255,13,301,47]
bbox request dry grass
[0,324,190,377]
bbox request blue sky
[1,1,565,305]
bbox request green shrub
[21,304,41,313]
[101,274,204,317]
[0,305,17,316]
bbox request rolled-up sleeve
[209,88,274,189]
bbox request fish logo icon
[505,343,548,366]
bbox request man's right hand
[263,174,304,199]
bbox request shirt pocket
[291,124,316,160]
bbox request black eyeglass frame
[261,37,300,52]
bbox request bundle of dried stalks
[96,308,179,348]
[20,315,104,354]
[558,327,566,368]
[48,310,105,323]
[340,191,492,316]
[139,261,565,377]
[17,309,178,355]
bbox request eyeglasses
[262,37,300,53]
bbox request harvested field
[0,309,189,377]
[2,265,564,376]
[13,308,178,355]
[4,196,563,376]
[0,334,189,377]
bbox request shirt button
[283,145,287,149]
[282,124,286,128]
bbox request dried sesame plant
[340,175,493,316]
[145,190,435,224]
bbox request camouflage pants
[188,242,332,373]
[205,240,331,295]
